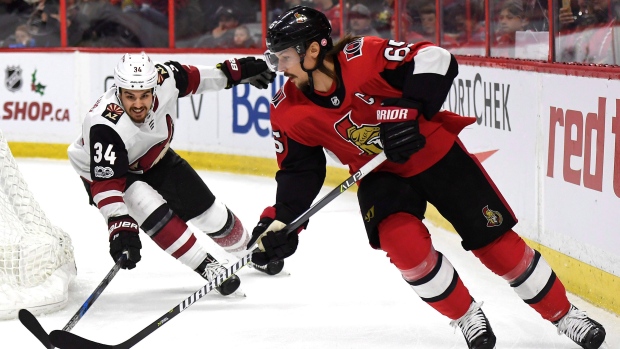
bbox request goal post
[0,130,76,320]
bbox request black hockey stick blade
[50,253,251,349]
[50,331,113,349]
[18,253,127,349]
[18,309,54,349]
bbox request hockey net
[0,130,76,320]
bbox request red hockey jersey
[268,36,475,222]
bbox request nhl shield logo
[5,66,23,92]
[331,96,340,106]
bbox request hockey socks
[472,230,571,321]
[379,213,472,320]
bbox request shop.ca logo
[5,66,22,92]
[31,69,46,96]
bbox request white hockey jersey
[68,60,228,221]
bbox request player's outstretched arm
[217,57,276,89]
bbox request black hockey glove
[379,98,426,164]
[108,215,142,270]
[247,207,299,266]
[217,57,276,90]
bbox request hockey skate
[251,260,285,276]
[247,248,285,275]
[554,304,606,349]
[450,301,496,349]
[195,254,241,296]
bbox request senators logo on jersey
[482,205,503,227]
[101,103,124,124]
[343,37,364,61]
[335,111,382,155]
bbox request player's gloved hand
[379,98,426,164]
[247,207,299,266]
[108,215,142,270]
[217,57,276,89]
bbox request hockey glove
[217,57,276,90]
[379,98,426,164]
[247,207,299,266]
[108,215,142,270]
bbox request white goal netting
[0,130,76,320]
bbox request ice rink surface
[2,158,618,349]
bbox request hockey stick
[49,152,387,349]
[19,252,128,348]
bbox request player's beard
[285,73,311,93]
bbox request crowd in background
[0,0,619,64]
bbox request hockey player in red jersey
[247,6,607,349]
[68,53,282,296]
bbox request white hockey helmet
[113,53,158,93]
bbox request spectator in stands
[373,0,394,38]
[390,12,424,43]
[125,0,168,28]
[75,0,167,47]
[26,0,62,46]
[443,1,486,47]
[0,0,33,44]
[348,3,379,36]
[123,0,203,42]
[313,0,340,37]
[193,6,239,48]
[8,23,35,47]
[495,0,528,46]
[557,0,619,64]
[232,24,256,48]
[417,2,458,46]
[523,0,548,31]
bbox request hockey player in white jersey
[68,52,282,296]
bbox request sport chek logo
[101,103,124,124]
[335,111,382,155]
[482,205,503,227]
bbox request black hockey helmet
[266,6,333,56]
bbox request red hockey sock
[472,230,570,321]
[379,213,472,320]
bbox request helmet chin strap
[299,46,328,94]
